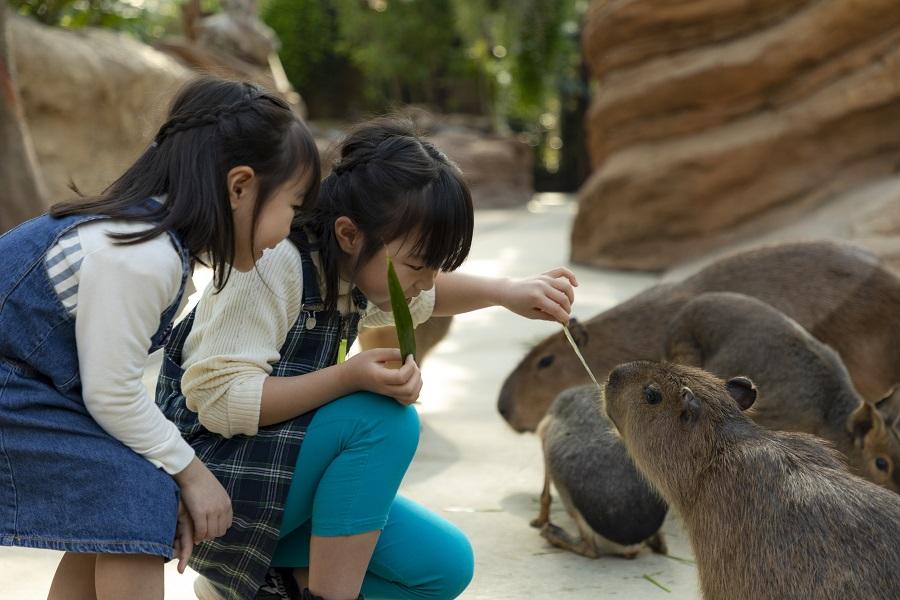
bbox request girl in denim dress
[0,77,318,599]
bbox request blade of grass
[642,574,671,593]
[562,325,600,387]
[387,255,416,362]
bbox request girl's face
[230,167,310,272]
[351,232,438,312]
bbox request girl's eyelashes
[407,264,425,271]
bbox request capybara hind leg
[540,522,599,558]
[647,531,668,555]
[531,421,553,528]
[530,466,552,528]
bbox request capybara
[605,361,900,600]
[531,385,667,558]
[499,241,900,432]
[665,291,900,493]
[358,315,453,364]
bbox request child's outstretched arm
[432,268,578,323]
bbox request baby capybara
[532,385,667,558]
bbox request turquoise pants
[272,392,474,599]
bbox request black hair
[51,76,321,289]
[304,118,474,312]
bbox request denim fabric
[0,203,190,558]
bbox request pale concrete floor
[0,194,700,598]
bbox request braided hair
[51,77,320,290]
[302,118,474,312]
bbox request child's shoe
[258,567,301,599]
[193,574,225,600]
[193,569,299,600]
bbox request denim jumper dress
[0,202,190,557]
[156,229,366,599]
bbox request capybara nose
[497,378,514,423]
[498,401,511,421]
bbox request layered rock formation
[574,0,900,270]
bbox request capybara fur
[358,315,453,365]
[499,241,900,432]
[605,361,900,600]
[531,385,667,558]
[665,291,900,493]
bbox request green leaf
[387,255,417,362]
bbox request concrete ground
[0,194,701,598]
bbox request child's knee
[343,391,420,454]
[436,526,474,599]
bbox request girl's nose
[420,270,437,291]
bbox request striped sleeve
[45,228,85,315]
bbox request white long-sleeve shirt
[46,219,195,475]
[180,239,435,438]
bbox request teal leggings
[272,392,474,599]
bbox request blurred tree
[261,0,365,117]
[9,0,182,41]
[1,3,48,232]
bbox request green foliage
[261,0,333,91]
[331,0,464,108]
[10,0,181,41]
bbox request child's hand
[499,267,578,324]
[344,349,423,405]
[173,457,233,543]
[173,499,194,574]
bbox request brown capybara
[498,241,900,432]
[605,361,900,600]
[357,315,453,365]
[531,385,667,558]
[665,291,900,493]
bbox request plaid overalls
[156,230,365,598]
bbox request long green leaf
[387,255,417,362]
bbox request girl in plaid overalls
[0,77,320,599]
[157,119,577,600]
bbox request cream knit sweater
[180,239,435,438]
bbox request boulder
[10,16,193,201]
[428,128,533,209]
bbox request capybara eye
[643,384,662,405]
[875,457,890,472]
[537,355,555,369]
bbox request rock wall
[10,16,193,201]
[574,0,900,270]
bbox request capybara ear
[680,386,702,424]
[726,377,757,411]
[875,385,897,408]
[848,401,886,448]
[665,339,703,367]
[568,317,589,348]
